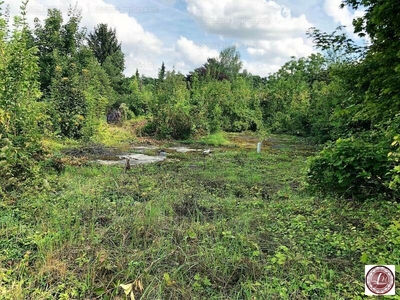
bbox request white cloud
[3,0,328,78]
[85,0,162,52]
[182,0,316,77]
[243,37,314,76]
[175,36,220,66]
[5,0,163,77]
[249,38,313,59]
[242,60,280,77]
[324,0,365,34]
[185,0,313,40]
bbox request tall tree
[34,4,86,93]
[306,26,365,63]
[87,23,125,95]
[191,47,242,82]
[307,0,400,200]
[87,23,124,72]
[219,46,242,80]
[342,0,400,125]
[158,62,166,81]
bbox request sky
[4,0,366,78]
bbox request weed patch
[1,134,399,299]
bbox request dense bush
[307,137,393,200]
[0,2,44,192]
[306,0,400,201]
[148,71,193,139]
[144,49,263,138]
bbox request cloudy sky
[5,0,365,77]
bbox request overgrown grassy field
[1,134,399,299]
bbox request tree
[158,62,166,82]
[190,57,226,82]
[191,47,242,82]
[87,23,125,96]
[149,71,192,139]
[102,50,125,93]
[261,54,331,137]
[306,26,365,63]
[219,46,242,80]
[87,23,124,71]
[34,4,86,93]
[307,0,400,200]
[33,7,115,139]
[343,0,400,125]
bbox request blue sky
[5,0,365,77]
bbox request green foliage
[49,64,87,139]
[87,23,126,97]
[148,71,193,139]
[87,23,123,69]
[189,76,227,133]
[189,72,262,135]
[224,76,263,132]
[218,46,243,80]
[262,54,330,138]
[192,46,242,81]
[306,26,365,63]
[124,76,151,116]
[33,9,115,140]
[34,5,86,93]
[2,134,399,299]
[305,0,400,201]
[158,61,166,82]
[307,137,393,200]
[0,1,43,190]
[198,132,230,146]
[102,50,125,94]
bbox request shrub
[307,137,393,200]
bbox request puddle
[94,153,165,166]
[168,146,203,153]
[131,145,159,153]
[132,145,204,153]
[71,133,314,167]
[92,146,212,166]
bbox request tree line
[0,0,398,201]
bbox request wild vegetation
[0,0,399,299]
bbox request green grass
[1,134,399,299]
[91,121,137,147]
[198,132,231,146]
[180,132,231,147]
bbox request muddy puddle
[94,153,165,166]
[90,145,212,166]
[65,133,315,167]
